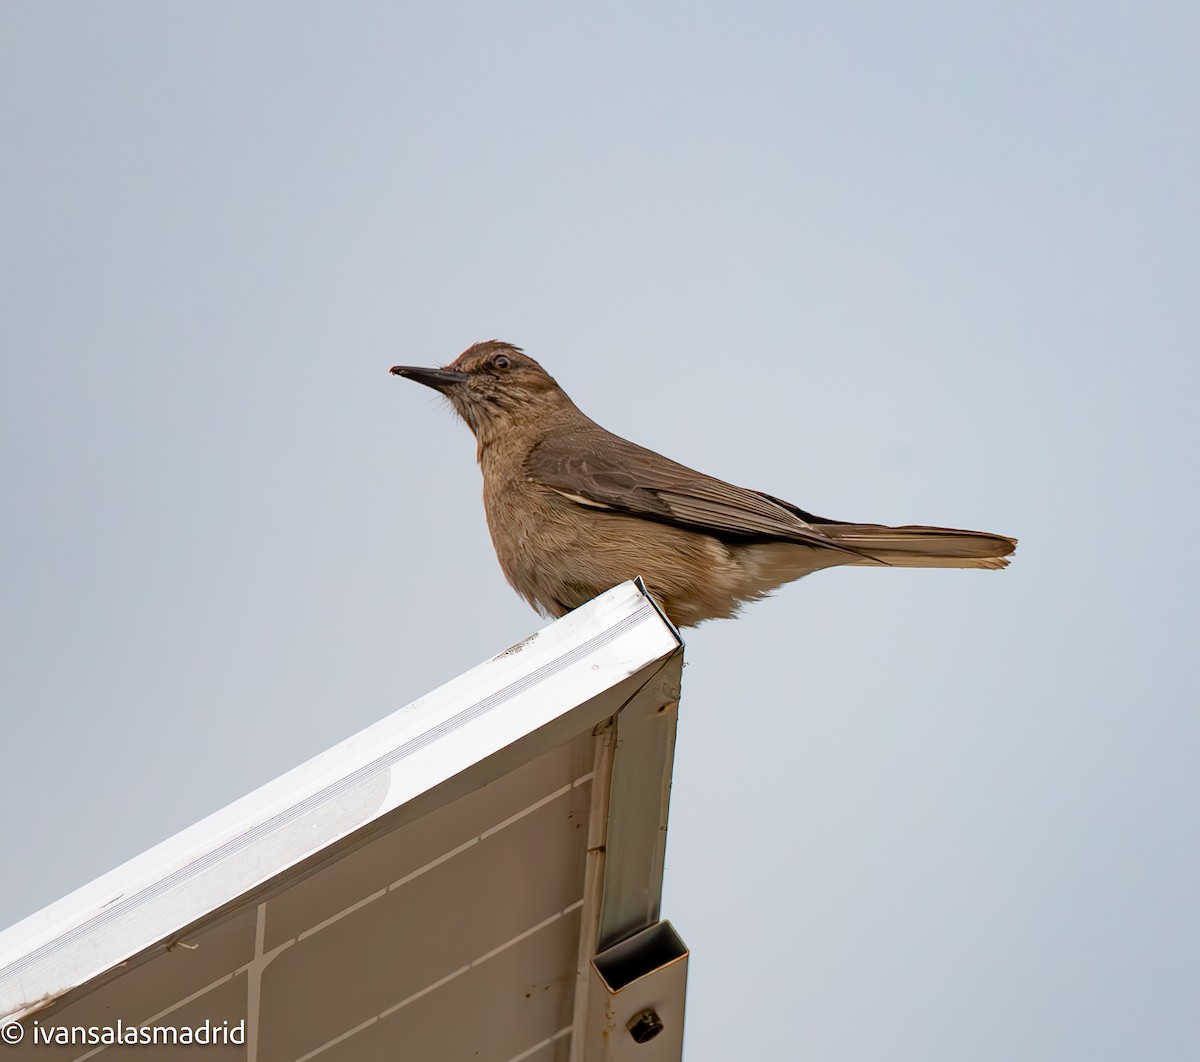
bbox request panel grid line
[289,902,583,1062]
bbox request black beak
[389,365,470,391]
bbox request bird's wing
[526,426,867,555]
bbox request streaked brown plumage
[390,341,1016,628]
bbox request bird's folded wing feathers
[526,427,862,553]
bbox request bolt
[627,1009,664,1044]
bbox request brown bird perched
[390,341,1016,628]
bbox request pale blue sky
[2,3,1197,1059]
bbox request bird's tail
[821,523,1017,569]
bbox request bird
[390,341,1016,629]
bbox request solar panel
[0,581,689,1061]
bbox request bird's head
[390,341,570,442]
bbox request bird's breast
[480,469,583,614]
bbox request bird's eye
[493,355,511,370]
